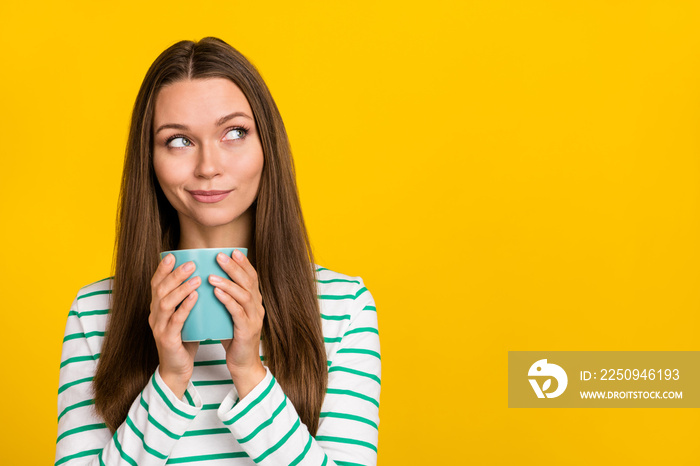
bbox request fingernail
[233,249,243,260]
[184,261,194,272]
[209,275,221,284]
[218,252,230,263]
[164,254,174,265]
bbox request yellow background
[2,1,699,464]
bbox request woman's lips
[188,190,232,203]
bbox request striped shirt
[56,265,380,466]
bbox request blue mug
[159,247,248,342]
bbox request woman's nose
[194,142,222,178]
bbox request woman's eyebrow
[155,111,253,135]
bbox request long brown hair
[93,37,327,435]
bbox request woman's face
[152,78,264,235]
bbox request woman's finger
[152,275,200,335]
[153,280,198,336]
[161,275,201,316]
[208,274,255,315]
[168,290,198,331]
[156,261,197,300]
[213,286,248,323]
[231,249,258,284]
[216,252,255,290]
[151,253,176,291]
[228,251,264,320]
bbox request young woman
[56,37,380,466]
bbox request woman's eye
[168,137,192,148]
[224,128,247,140]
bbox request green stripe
[318,294,355,300]
[344,327,378,337]
[316,278,361,284]
[166,452,248,463]
[182,427,230,437]
[58,399,94,423]
[77,290,112,300]
[289,434,313,466]
[140,395,180,440]
[63,331,105,342]
[58,377,94,394]
[316,435,377,453]
[363,305,376,312]
[320,412,378,429]
[239,394,287,443]
[316,267,328,271]
[125,415,167,459]
[183,390,195,407]
[78,309,110,317]
[112,431,138,466]
[321,454,329,466]
[152,373,196,419]
[56,423,107,444]
[98,451,105,466]
[324,337,342,343]
[327,360,332,366]
[326,388,379,407]
[67,308,109,318]
[337,348,381,359]
[224,376,276,425]
[335,462,366,466]
[55,448,103,466]
[199,340,221,345]
[329,366,381,384]
[254,417,301,462]
[319,287,367,300]
[193,379,233,386]
[194,359,226,366]
[203,403,220,410]
[321,314,351,321]
[60,354,100,368]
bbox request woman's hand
[209,250,266,399]
[149,254,201,398]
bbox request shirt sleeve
[55,290,203,465]
[217,277,381,465]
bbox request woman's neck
[176,207,254,250]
